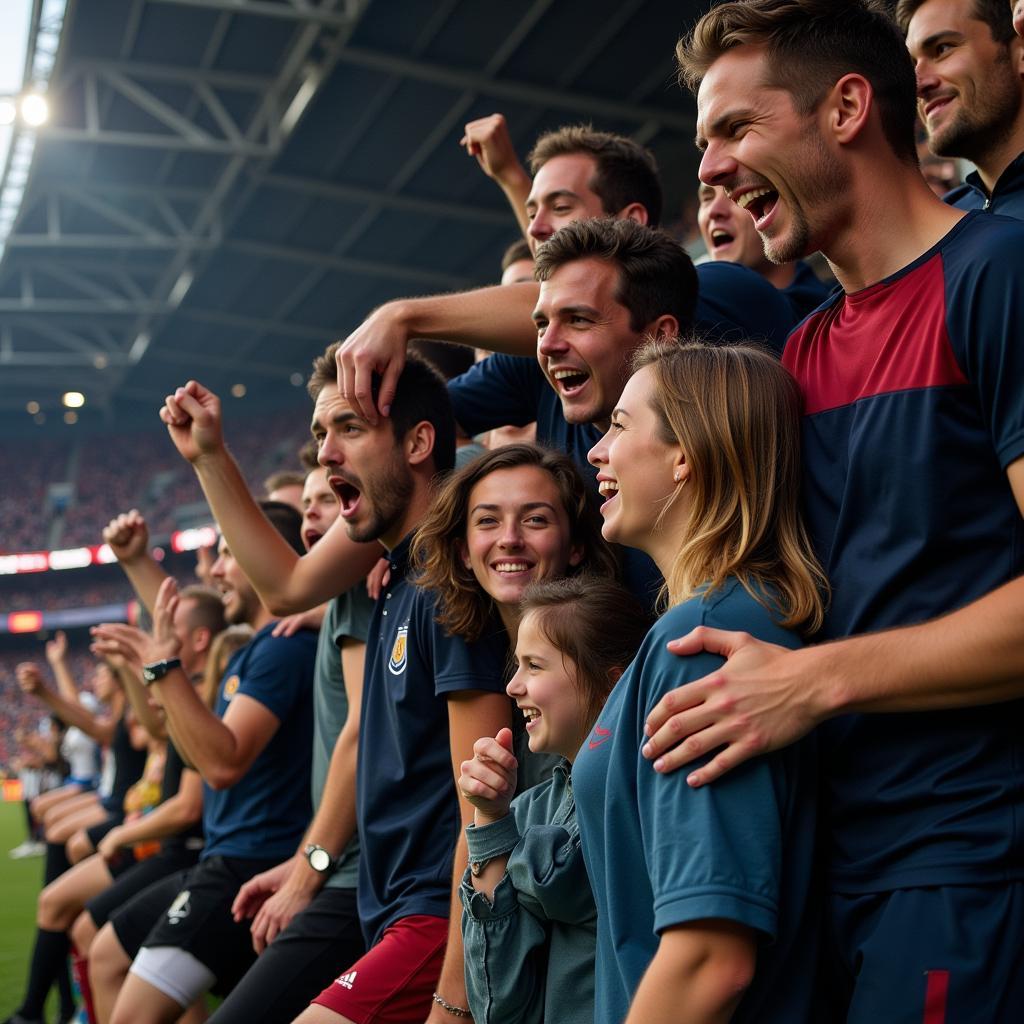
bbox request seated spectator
[459,576,650,1024]
[86,502,317,1024]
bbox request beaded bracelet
[432,992,472,1018]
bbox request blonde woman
[576,340,827,1024]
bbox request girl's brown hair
[634,339,827,633]
[201,625,254,708]
[412,444,619,642]
[519,575,652,727]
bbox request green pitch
[0,799,54,1019]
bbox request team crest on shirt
[388,625,409,676]
[223,674,240,700]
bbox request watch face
[309,847,332,872]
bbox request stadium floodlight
[26,400,39,414]
[62,391,85,408]
[19,93,49,127]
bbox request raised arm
[103,510,168,618]
[45,632,82,704]
[460,113,532,239]
[642,459,1024,787]
[337,282,540,424]
[16,663,118,745]
[158,380,380,615]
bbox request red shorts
[311,914,448,1023]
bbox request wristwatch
[304,843,339,875]
[142,658,182,686]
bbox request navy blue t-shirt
[782,210,1024,891]
[782,260,834,321]
[944,151,1024,219]
[357,535,511,946]
[691,260,795,352]
[573,581,818,1024]
[202,623,317,861]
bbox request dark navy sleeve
[944,216,1024,468]
[413,592,510,698]
[694,261,796,355]
[236,631,316,722]
[448,354,547,437]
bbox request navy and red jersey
[782,210,1024,892]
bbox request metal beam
[257,172,512,227]
[67,57,274,92]
[36,125,273,157]
[147,0,355,29]
[335,46,695,131]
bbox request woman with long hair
[576,339,827,1024]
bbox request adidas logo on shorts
[337,970,357,990]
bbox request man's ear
[617,202,650,226]
[825,72,873,148]
[645,314,680,341]
[192,627,212,656]
[405,420,436,467]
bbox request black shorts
[86,845,202,929]
[84,813,123,850]
[109,855,280,996]
[207,886,364,1024]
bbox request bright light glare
[0,99,15,126]
[62,391,84,408]
[20,93,48,127]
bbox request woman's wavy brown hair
[634,339,827,634]
[412,444,619,642]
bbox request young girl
[458,576,651,1024]
[577,339,827,1024]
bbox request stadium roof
[0,0,703,437]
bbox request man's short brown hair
[527,125,663,226]
[533,218,698,332]
[895,0,1017,44]
[677,0,919,164]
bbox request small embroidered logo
[388,625,409,675]
[588,724,612,750]
[337,970,358,990]
[167,889,191,924]
[223,674,240,700]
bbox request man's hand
[45,631,68,667]
[103,509,150,564]
[271,604,326,638]
[195,543,215,587]
[337,302,412,424]
[159,380,225,464]
[365,556,390,600]
[97,825,126,862]
[16,663,45,696]
[151,577,182,652]
[460,113,529,189]
[248,872,319,954]
[91,621,177,669]
[641,627,826,787]
[459,728,517,826]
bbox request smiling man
[696,182,831,319]
[633,2,1024,1021]
[900,0,1024,217]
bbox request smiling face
[587,364,686,570]
[461,465,582,625]
[907,0,1023,166]
[696,46,849,265]
[525,153,608,253]
[533,258,644,430]
[506,609,591,761]
[300,467,340,551]
[313,382,412,548]
[697,182,769,269]
[210,538,261,626]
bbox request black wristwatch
[142,658,182,686]
[304,843,339,875]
